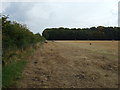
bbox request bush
[1,15,45,65]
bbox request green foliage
[2,15,45,64]
[42,27,120,40]
[1,15,45,87]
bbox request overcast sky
[1,0,119,34]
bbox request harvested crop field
[17,40,119,88]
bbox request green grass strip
[2,60,27,88]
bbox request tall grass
[2,44,41,88]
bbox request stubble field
[17,40,118,88]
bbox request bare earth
[17,41,118,88]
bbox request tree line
[42,26,120,40]
[2,15,45,64]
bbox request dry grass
[16,41,118,88]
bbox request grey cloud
[118,1,120,27]
[3,2,34,22]
[2,1,118,34]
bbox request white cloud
[1,0,120,3]
[2,0,119,34]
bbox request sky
[1,0,120,34]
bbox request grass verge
[2,60,27,88]
[2,42,43,88]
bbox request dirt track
[17,41,118,88]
